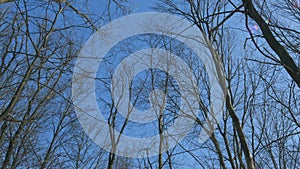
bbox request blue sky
[128,0,157,12]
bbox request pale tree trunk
[0,0,14,4]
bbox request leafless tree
[1,0,299,168]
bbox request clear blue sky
[128,0,157,12]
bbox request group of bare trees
[0,0,299,168]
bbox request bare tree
[1,0,299,168]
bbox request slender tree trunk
[226,95,255,169]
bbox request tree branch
[242,0,300,88]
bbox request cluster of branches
[0,0,299,168]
